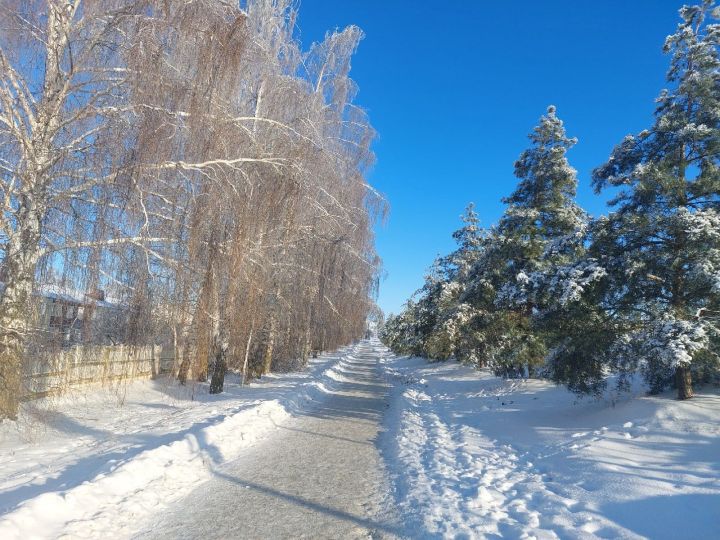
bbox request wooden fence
[23,345,177,400]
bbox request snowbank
[379,351,720,539]
[0,344,360,540]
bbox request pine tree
[490,106,587,376]
[592,1,720,399]
[425,205,485,361]
[531,231,613,395]
[381,205,487,362]
[448,204,484,282]
[411,259,449,358]
[453,225,510,370]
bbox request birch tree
[0,0,383,417]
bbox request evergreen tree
[448,204,484,282]
[455,226,514,370]
[425,205,485,361]
[411,258,450,358]
[592,1,720,399]
[380,308,415,355]
[490,106,587,376]
[381,205,487,362]
[531,234,613,395]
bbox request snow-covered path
[379,354,720,539]
[3,341,717,539]
[135,341,400,539]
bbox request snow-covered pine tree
[449,204,484,283]
[424,204,485,361]
[592,1,720,399]
[491,106,587,376]
[380,259,444,358]
[451,224,509,370]
[410,258,453,359]
[531,231,613,395]
[381,206,486,361]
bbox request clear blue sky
[297,0,684,316]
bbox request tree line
[0,0,383,420]
[381,1,720,400]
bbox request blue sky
[297,0,685,316]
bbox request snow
[3,341,719,539]
[0,281,124,309]
[0,345,357,540]
[379,351,720,539]
[614,318,709,370]
[133,341,399,539]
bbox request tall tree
[490,106,587,375]
[0,0,383,417]
[592,1,720,399]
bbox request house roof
[0,282,125,309]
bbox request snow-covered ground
[133,340,398,539]
[3,341,719,540]
[379,352,720,539]
[0,345,358,540]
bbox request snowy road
[135,342,401,540]
[5,341,714,539]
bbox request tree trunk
[0,205,43,419]
[177,333,192,385]
[301,325,312,366]
[177,353,191,385]
[206,252,225,394]
[195,339,210,382]
[209,342,228,394]
[241,325,254,386]
[0,290,31,420]
[192,255,216,383]
[262,315,276,375]
[675,365,693,400]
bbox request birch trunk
[301,332,310,365]
[0,1,77,418]
[208,259,227,394]
[208,304,227,394]
[241,325,254,386]
[0,201,43,418]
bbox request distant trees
[382,1,720,400]
[0,0,383,419]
